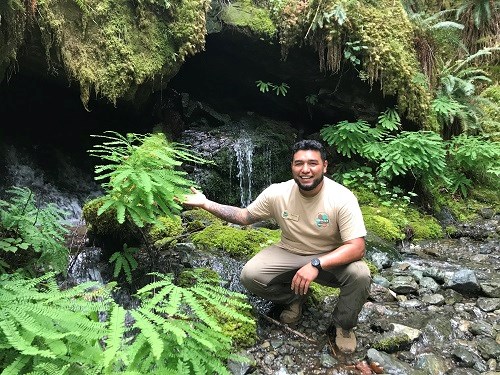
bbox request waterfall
[233,135,254,207]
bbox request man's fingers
[190,186,199,194]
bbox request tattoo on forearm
[208,202,246,225]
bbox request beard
[293,174,324,191]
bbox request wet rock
[477,336,500,361]
[479,208,496,219]
[419,276,441,293]
[469,320,495,336]
[481,281,500,298]
[423,267,447,284]
[442,288,464,305]
[414,352,450,375]
[228,350,256,375]
[369,283,397,303]
[446,269,481,295]
[451,344,488,372]
[421,293,446,306]
[367,348,425,374]
[368,250,393,270]
[372,274,391,288]
[477,297,500,312]
[390,275,419,294]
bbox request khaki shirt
[247,177,367,255]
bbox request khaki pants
[240,245,371,329]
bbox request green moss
[275,0,435,128]
[222,0,276,38]
[406,212,443,240]
[430,184,500,222]
[182,208,224,232]
[213,302,257,348]
[0,1,28,79]
[35,0,210,107]
[372,333,412,353]
[310,283,340,303]
[191,223,281,259]
[147,215,183,248]
[363,258,379,277]
[82,196,125,235]
[354,186,445,242]
[310,258,375,303]
[362,208,405,242]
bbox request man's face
[291,150,328,195]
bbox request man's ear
[323,160,328,173]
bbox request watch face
[312,258,320,267]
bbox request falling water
[233,135,254,207]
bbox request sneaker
[279,296,306,325]
[335,327,356,353]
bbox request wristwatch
[311,258,322,271]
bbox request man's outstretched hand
[180,187,208,208]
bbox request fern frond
[1,354,31,375]
[129,310,164,360]
[102,304,127,369]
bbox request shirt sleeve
[337,193,367,242]
[246,186,273,221]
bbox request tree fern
[88,131,211,227]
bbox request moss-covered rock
[181,208,224,232]
[273,0,435,129]
[190,223,281,259]
[221,0,276,39]
[82,196,140,252]
[356,187,444,242]
[147,215,184,248]
[21,0,210,107]
[362,209,405,242]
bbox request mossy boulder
[181,208,224,232]
[146,215,184,249]
[190,223,281,259]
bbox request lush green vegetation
[0,132,257,374]
[1,0,499,372]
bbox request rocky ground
[226,214,500,375]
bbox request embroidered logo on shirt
[315,212,330,228]
[282,211,299,221]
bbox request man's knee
[240,262,264,290]
[346,261,372,287]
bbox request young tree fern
[88,131,211,228]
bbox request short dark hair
[291,140,327,162]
